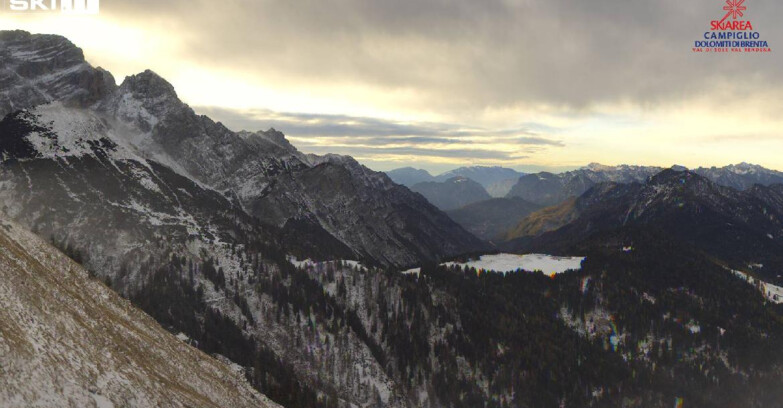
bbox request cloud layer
[4,0,783,171]
[106,0,783,111]
[198,106,563,168]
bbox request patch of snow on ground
[685,320,701,334]
[401,267,421,275]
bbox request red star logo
[720,0,747,23]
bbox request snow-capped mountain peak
[0,31,116,117]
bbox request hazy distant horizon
[348,160,780,176]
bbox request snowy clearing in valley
[403,253,585,276]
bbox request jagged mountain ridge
[386,166,524,198]
[101,70,485,268]
[506,163,663,206]
[435,166,524,188]
[0,103,477,406]
[694,162,783,191]
[0,218,278,408]
[0,30,484,268]
[506,162,783,208]
[509,169,783,283]
[0,30,115,117]
[0,103,279,294]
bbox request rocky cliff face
[252,156,486,266]
[0,30,115,118]
[94,69,484,267]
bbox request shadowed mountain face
[410,176,492,211]
[385,166,435,186]
[106,68,486,267]
[446,197,541,241]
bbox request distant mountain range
[505,162,783,207]
[694,162,783,190]
[396,162,783,242]
[409,177,491,211]
[385,167,439,186]
[402,165,783,406]
[386,166,525,197]
[505,164,664,206]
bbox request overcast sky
[2,0,782,173]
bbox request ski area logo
[693,0,771,53]
[718,0,747,24]
[4,0,99,14]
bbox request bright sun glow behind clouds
[0,14,181,79]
